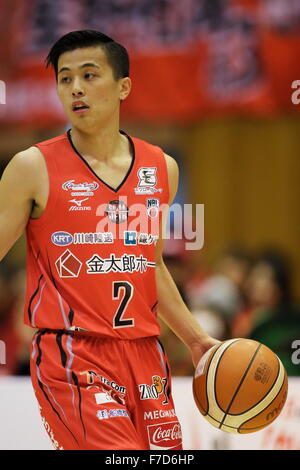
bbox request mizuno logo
[68,198,89,207]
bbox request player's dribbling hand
[189,336,221,369]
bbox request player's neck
[70,122,126,163]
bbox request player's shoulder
[1,145,45,199]
[10,145,45,172]
[163,152,179,175]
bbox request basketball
[193,338,288,434]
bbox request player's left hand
[189,336,221,369]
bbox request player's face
[56,46,131,132]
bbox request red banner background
[0,0,300,127]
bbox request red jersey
[24,130,169,339]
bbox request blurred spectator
[192,306,231,342]
[187,247,252,339]
[233,248,300,376]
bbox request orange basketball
[193,338,288,434]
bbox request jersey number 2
[113,281,134,329]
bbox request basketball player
[0,30,219,450]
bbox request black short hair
[45,30,129,80]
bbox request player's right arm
[0,147,42,261]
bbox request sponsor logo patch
[51,232,73,246]
[137,233,159,245]
[86,253,156,274]
[147,198,160,218]
[95,392,117,405]
[80,370,126,395]
[51,232,114,246]
[62,180,99,194]
[69,197,89,207]
[147,421,182,450]
[144,408,177,421]
[96,409,129,420]
[55,249,82,278]
[109,409,129,418]
[97,409,109,420]
[106,200,129,224]
[74,232,114,244]
[139,376,169,405]
[68,197,91,212]
[123,231,159,246]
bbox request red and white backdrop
[0,0,300,128]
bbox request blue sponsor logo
[51,232,73,246]
[124,231,137,245]
[109,409,129,418]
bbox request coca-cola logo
[147,421,182,450]
[153,423,182,442]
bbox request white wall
[0,376,299,450]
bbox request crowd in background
[160,242,300,376]
[1,240,299,377]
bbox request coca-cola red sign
[147,421,182,450]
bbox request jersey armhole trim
[160,149,170,206]
[27,145,60,227]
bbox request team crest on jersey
[134,168,163,195]
[146,198,159,218]
[106,200,129,224]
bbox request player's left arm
[155,153,220,368]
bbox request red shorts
[30,330,183,450]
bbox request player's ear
[119,77,131,101]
